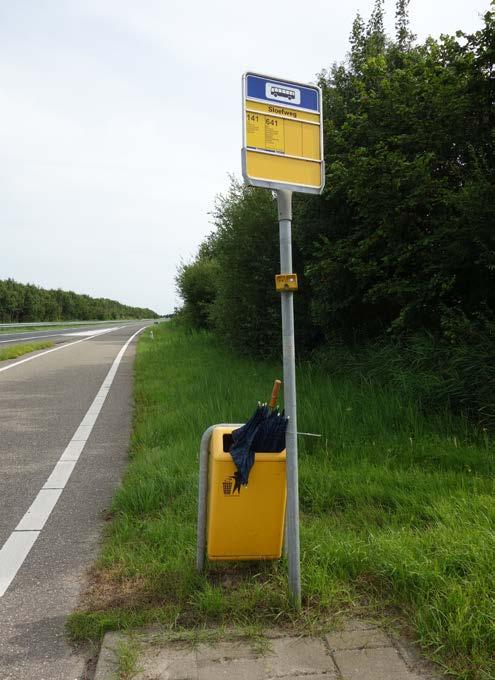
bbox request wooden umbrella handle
[269,379,282,410]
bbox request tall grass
[68,323,495,679]
[0,341,53,361]
[312,332,495,430]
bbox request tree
[0,278,159,321]
[178,2,495,353]
[300,5,495,342]
[176,256,220,329]
[395,0,413,50]
[207,181,281,355]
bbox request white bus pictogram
[270,86,295,100]
[265,82,301,105]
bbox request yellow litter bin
[207,425,286,560]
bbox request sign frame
[241,71,325,195]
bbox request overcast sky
[1,1,490,314]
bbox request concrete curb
[93,632,122,680]
[92,622,443,680]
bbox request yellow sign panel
[246,112,285,153]
[247,100,320,123]
[275,274,298,292]
[246,111,320,159]
[242,72,324,195]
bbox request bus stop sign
[242,72,324,195]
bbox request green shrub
[175,257,220,330]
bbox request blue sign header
[246,73,320,113]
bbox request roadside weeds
[68,322,495,680]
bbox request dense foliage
[176,2,495,423]
[304,1,495,342]
[175,181,320,353]
[0,278,158,322]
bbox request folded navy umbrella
[230,403,288,486]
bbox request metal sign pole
[242,70,323,607]
[277,188,301,608]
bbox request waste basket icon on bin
[222,477,234,495]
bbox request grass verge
[68,322,495,679]
[0,341,53,361]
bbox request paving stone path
[94,619,442,680]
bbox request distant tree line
[0,278,158,322]
[176,2,495,425]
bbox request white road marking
[0,532,40,598]
[16,489,63,531]
[0,326,146,597]
[43,461,77,489]
[0,327,122,374]
[72,425,94,441]
[59,440,85,462]
[0,326,122,345]
[61,328,116,337]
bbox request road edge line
[0,326,124,374]
[0,326,146,597]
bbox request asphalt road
[0,322,151,679]
[0,322,129,346]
